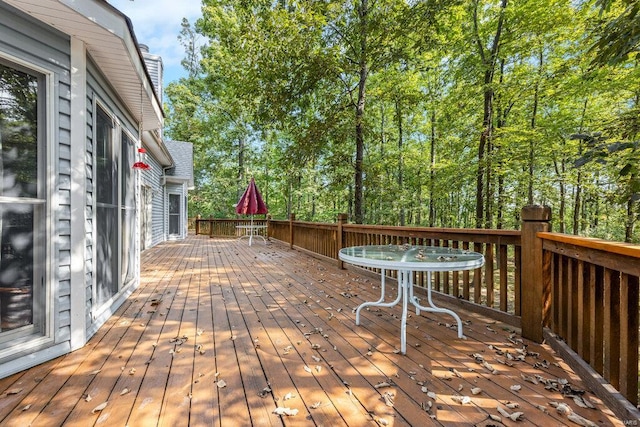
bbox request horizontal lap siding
[0,4,72,350]
[86,59,139,334]
[141,155,166,248]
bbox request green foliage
[165,0,640,243]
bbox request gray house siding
[0,3,72,367]
[85,58,139,335]
[0,0,184,379]
[142,154,167,248]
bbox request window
[95,107,118,307]
[169,194,180,236]
[94,106,138,310]
[0,60,46,338]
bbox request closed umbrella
[235,178,268,245]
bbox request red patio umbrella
[236,177,268,216]
[235,178,268,245]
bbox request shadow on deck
[0,235,627,426]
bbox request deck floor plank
[264,250,490,426]
[228,246,370,426]
[212,243,283,426]
[0,236,626,426]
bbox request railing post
[337,213,348,269]
[289,213,295,249]
[520,205,552,343]
[195,214,201,235]
[266,214,271,239]
[208,215,214,238]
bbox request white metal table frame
[236,224,267,246]
[338,245,485,354]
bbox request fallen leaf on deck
[497,404,524,421]
[303,365,312,373]
[427,391,437,400]
[375,381,393,389]
[573,396,596,409]
[91,401,108,414]
[216,380,227,388]
[283,392,296,401]
[21,404,31,411]
[273,407,298,416]
[129,368,136,375]
[2,388,23,397]
[85,394,92,402]
[471,387,482,395]
[88,370,101,376]
[258,386,272,398]
[383,392,395,407]
[378,418,390,425]
[310,402,321,409]
[451,395,472,405]
[510,384,521,392]
[120,388,130,396]
[550,401,598,427]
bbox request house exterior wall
[0,2,73,374]
[84,58,140,336]
[0,1,161,377]
[141,154,167,248]
[0,0,188,379]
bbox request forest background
[164,0,640,243]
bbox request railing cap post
[521,205,551,222]
[337,213,348,223]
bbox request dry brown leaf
[451,395,472,405]
[91,401,108,414]
[273,407,298,416]
[375,381,393,389]
[567,412,598,427]
[0,388,22,398]
[383,392,395,407]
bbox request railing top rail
[342,223,521,236]
[539,232,640,259]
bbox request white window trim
[0,51,56,357]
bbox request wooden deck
[0,235,627,426]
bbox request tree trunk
[472,0,507,228]
[528,48,543,204]
[395,99,405,226]
[353,0,369,224]
[429,109,436,227]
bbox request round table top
[339,244,485,272]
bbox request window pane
[0,63,39,198]
[96,205,118,306]
[96,109,115,205]
[0,204,35,331]
[169,194,180,235]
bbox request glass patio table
[339,244,485,354]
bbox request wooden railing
[194,217,268,237]
[191,208,640,419]
[539,232,640,416]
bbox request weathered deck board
[0,236,626,426]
